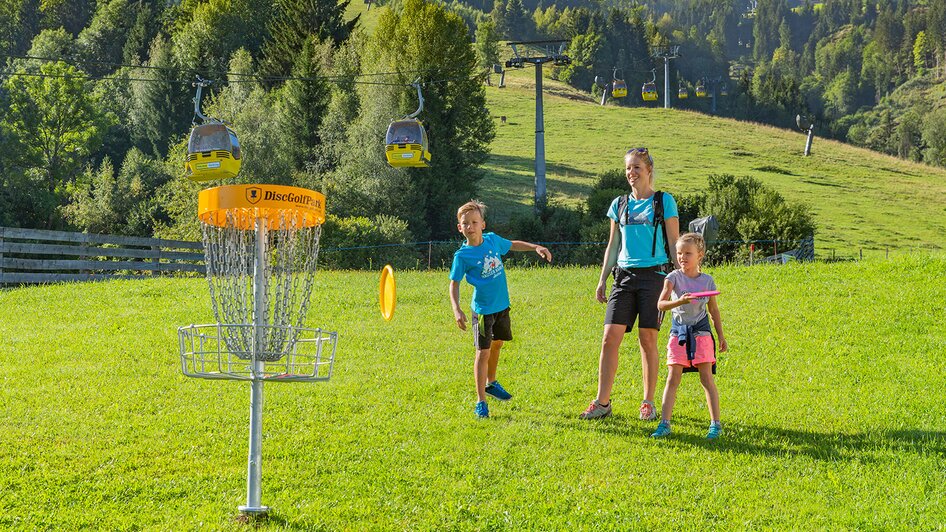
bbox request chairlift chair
[184,78,241,182]
[385,82,431,168]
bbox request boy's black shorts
[471,307,512,350]
[604,266,666,332]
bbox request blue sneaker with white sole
[475,401,489,418]
[651,420,672,438]
[706,422,722,439]
[485,380,512,401]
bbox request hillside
[480,67,946,255]
[1,257,945,528]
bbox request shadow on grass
[535,410,946,462]
[637,414,945,462]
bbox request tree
[129,35,190,158]
[1,61,109,229]
[74,0,132,76]
[277,36,333,170]
[64,148,172,236]
[171,0,269,76]
[921,108,946,167]
[474,19,501,83]
[259,0,357,79]
[913,31,934,72]
[753,0,789,62]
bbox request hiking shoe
[579,400,612,420]
[706,422,722,439]
[474,401,489,418]
[651,420,672,438]
[485,380,512,401]
[639,401,657,421]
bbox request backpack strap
[618,194,629,226]
[651,191,665,257]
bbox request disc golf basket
[179,184,337,515]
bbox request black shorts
[472,307,512,350]
[604,266,666,332]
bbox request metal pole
[711,81,717,114]
[241,219,269,515]
[664,57,670,109]
[804,127,814,156]
[534,62,547,212]
[601,83,609,106]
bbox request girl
[652,232,728,439]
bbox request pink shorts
[667,335,716,367]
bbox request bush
[319,214,419,270]
[700,174,816,263]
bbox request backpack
[617,190,672,266]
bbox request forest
[0,0,943,244]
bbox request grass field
[2,255,945,529]
[480,68,946,257]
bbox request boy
[449,200,552,418]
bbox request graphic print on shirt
[480,251,503,278]
[627,210,649,225]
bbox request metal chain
[202,210,321,362]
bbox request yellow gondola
[185,123,242,181]
[678,87,688,99]
[720,84,729,96]
[642,82,658,101]
[696,82,707,97]
[184,78,241,182]
[612,80,628,98]
[385,81,431,168]
[385,119,431,168]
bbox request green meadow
[480,68,946,257]
[2,256,945,529]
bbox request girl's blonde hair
[457,200,486,221]
[677,232,706,254]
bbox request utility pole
[506,40,571,213]
[652,46,680,109]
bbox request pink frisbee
[688,290,721,298]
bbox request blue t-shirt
[607,192,679,268]
[449,232,513,315]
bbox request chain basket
[202,209,321,362]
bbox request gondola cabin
[678,87,688,99]
[696,83,707,97]
[385,119,431,168]
[185,123,241,181]
[612,80,628,98]
[641,82,658,101]
[720,85,729,96]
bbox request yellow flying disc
[379,264,396,321]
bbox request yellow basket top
[198,184,326,229]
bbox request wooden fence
[0,227,204,285]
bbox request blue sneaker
[706,422,722,439]
[651,420,672,438]
[475,401,489,418]
[485,380,512,401]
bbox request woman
[580,147,679,421]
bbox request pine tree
[259,0,357,80]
